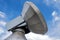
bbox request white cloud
[52,11,57,16]
[25,32,60,40]
[0,12,6,35]
[46,11,60,39]
[52,11,60,21]
[44,0,60,39]
[0,11,12,40]
[0,11,7,40]
[54,0,57,2]
[44,0,60,11]
[0,11,6,18]
[0,27,4,35]
[49,11,60,38]
[1,31,12,40]
[0,11,6,26]
[0,21,6,26]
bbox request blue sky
[0,0,60,40]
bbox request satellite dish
[21,2,48,34]
[5,1,48,40]
[6,1,47,34]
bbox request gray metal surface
[6,16,24,30]
[22,1,48,34]
[5,29,27,40]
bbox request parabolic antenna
[22,2,48,34]
[5,1,48,40]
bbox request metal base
[5,29,27,40]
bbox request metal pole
[5,29,27,40]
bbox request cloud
[44,0,60,39]
[52,11,60,21]
[0,27,4,35]
[0,11,6,26]
[0,21,6,36]
[44,0,60,12]
[0,11,7,40]
[0,11,6,18]
[0,21,6,26]
[49,11,60,39]
[1,31,12,40]
[25,32,60,40]
[44,0,58,5]
[0,11,12,40]
[0,11,6,35]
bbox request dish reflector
[22,2,48,34]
